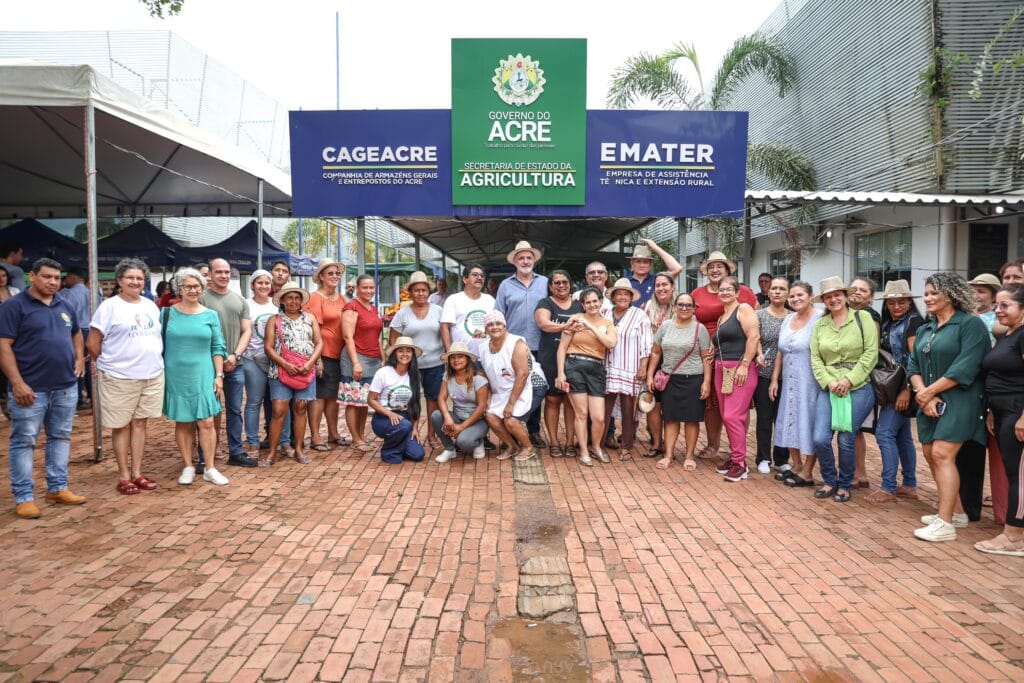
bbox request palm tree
[608,33,817,262]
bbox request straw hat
[506,240,542,264]
[699,250,736,275]
[403,270,434,293]
[967,273,1001,295]
[637,391,657,414]
[607,277,640,302]
[877,279,921,300]
[811,276,849,303]
[273,281,310,306]
[441,341,478,363]
[312,258,342,284]
[630,244,654,261]
[388,336,423,358]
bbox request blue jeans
[813,385,875,489]
[243,358,288,447]
[223,364,245,457]
[371,411,426,464]
[8,385,77,503]
[430,409,489,451]
[875,406,918,492]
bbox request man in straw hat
[497,240,549,447]
[627,238,683,308]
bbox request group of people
[3,243,1022,558]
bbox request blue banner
[289,110,747,218]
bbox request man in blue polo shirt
[0,258,87,519]
[627,238,684,308]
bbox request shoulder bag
[653,324,699,391]
[275,314,315,390]
[854,309,904,407]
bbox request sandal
[683,459,697,471]
[132,476,158,491]
[643,448,661,458]
[117,479,141,496]
[332,436,351,447]
[696,445,717,459]
[550,445,564,458]
[833,489,852,503]
[310,442,331,452]
[293,452,312,464]
[620,451,632,462]
[514,449,538,462]
[258,455,275,468]
[566,445,577,457]
[974,534,1024,556]
[774,470,797,481]
[814,485,839,499]
[656,457,671,470]
[496,447,517,461]
[355,442,377,453]
[784,474,815,488]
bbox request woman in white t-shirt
[86,258,164,495]
[367,336,426,464]
[431,342,491,462]
[242,270,292,458]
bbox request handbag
[275,314,315,390]
[854,311,905,407]
[653,324,700,391]
[720,365,737,395]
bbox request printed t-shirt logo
[254,313,274,340]
[60,312,72,327]
[384,383,413,410]
[129,312,156,337]
[463,309,488,339]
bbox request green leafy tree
[138,0,184,18]
[608,33,817,262]
[281,218,330,256]
[74,219,120,243]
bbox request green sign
[451,38,587,205]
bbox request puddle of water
[491,618,588,682]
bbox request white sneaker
[914,518,957,542]
[473,444,486,459]
[757,461,771,475]
[920,512,968,528]
[203,467,229,486]
[435,449,456,463]
[178,466,195,485]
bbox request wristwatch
[215,372,224,378]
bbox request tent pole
[336,222,342,263]
[257,178,265,269]
[676,217,686,289]
[84,103,103,463]
[414,236,421,270]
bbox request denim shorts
[420,365,444,401]
[269,375,316,401]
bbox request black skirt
[661,373,706,423]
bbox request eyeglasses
[468,273,484,279]
[552,280,570,286]
[995,301,1019,310]
[718,287,736,293]
[586,269,606,275]
[181,284,202,292]
[675,303,695,309]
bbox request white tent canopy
[0,60,291,218]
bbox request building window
[768,249,800,281]
[855,227,912,287]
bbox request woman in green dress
[164,267,228,487]
[908,272,990,543]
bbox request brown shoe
[895,486,918,499]
[15,501,41,519]
[45,489,86,505]
[864,489,896,503]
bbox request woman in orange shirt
[304,259,348,449]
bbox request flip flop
[332,436,351,447]
[643,448,661,458]
[311,443,331,452]
[293,452,312,464]
[683,459,697,471]
[514,449,538,462]
[620,451,632,462]
[656,457,671,470]
[355,442,377,452]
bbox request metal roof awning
[746,189,1024,208]
[387,216,658,268]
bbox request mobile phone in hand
[935,401,946,416]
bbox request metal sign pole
[257,178,265,269]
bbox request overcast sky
[6,0,781,110]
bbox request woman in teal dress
[163,267,228,487]
[908,272,990,543]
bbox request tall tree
[138,0,184,18]
[609,32,816,262]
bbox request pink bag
[276,315,314,390]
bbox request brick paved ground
[1,410,1023,682]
